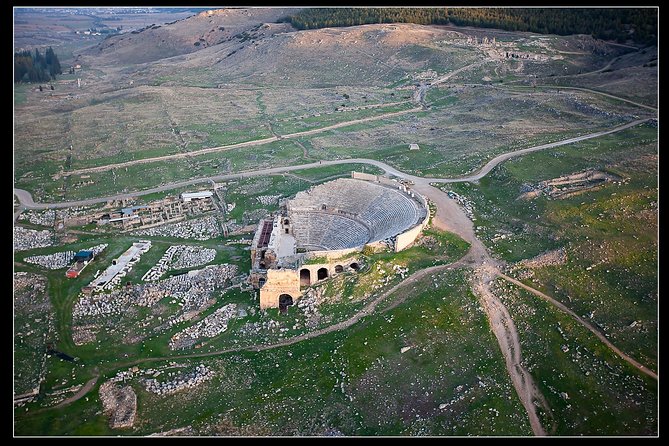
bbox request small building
[409,143,420,151]
[66,250,95,278]
[181,191,213,202]
[74,250,94,263]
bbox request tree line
[281,8,657,46]
[14,47,62,83]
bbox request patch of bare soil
[99,381,137,429]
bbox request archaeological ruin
[249,172,429,309]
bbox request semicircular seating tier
[287,178,426,251]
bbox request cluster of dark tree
[282,8,657,46]
[14,47,62,83]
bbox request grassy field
[493,278,657,435]
[14,11,657,436]
[15,138,307,202]
[15,42,649,204]
[14,219,473,434]
[307,83,641,178]
[14,84,29,105]
[14,78,646,204]
[271,102,415,135]
[14,273,54,396]
[15,268,535,436]
[440,122,657,372]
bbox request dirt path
[292,140,311,159]
[57,106,421,178]
[430,119,652,183]
[534,85,656,111]
[411,183,478,248]
[413,61,485,107]
[14,119,651,212]
[54,261,464,409]
[430,61,486,86]
[412,181,555,435]
[497,272,658,380]
[54,375,99,408]
[474,266,553,436]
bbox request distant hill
[91,8,301,65]
[282,8,658,46]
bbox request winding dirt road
[428,119,652,183]
[497,272,658,380]
[13,118,650,212]
[54,375,99,409]
[54,106,422,178]
[474,266,553,436]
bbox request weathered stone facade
[259,268,301,309]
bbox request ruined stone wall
[395,222,425,252]
[395,196,430,252]
[351,171,406,189]
[303,247,361,261]
[298,258,360,285]
[351,171,380,182]
[259,268,301,309]
[259,257,362,308]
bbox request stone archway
[317,267,328,281]
[279,294,293,313]
[334,265,344,274]
[349,262,360,271]
[300,268,311,287]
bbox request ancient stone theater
[249,172,429,310]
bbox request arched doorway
[334,265,343,274]
[317,267,328,280]
[279,294,293,313]
[300,269,311,286]
[349,262,360,271]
